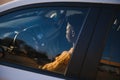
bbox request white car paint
[0,0,120,12]
[0,65,65,80]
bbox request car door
[0,2,119,80]
[78,5,119,80]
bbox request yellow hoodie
[42,48,74,74]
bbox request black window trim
[78,7,119,80]
[0,2,119,16]
[66,7,101,79]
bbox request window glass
[0,7,89,74]
[97,12,120,80]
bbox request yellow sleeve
[42,51,71,74]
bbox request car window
[97,11,120,80]
[0,7,89,74]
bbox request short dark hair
[67,14,84,35]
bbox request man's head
[66,14,84,43]
[66,22,75,43]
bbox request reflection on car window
[97,12,120,80]
[0,7,89,74]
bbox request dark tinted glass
[97,12,120,80]
[0,7,89,74]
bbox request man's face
[66,23,74,43]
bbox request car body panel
[0,65,65,80]
[0,0,120,12]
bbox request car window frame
[77,6,119,80]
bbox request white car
[0,0,120,80]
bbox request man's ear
[72,30,75,37]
